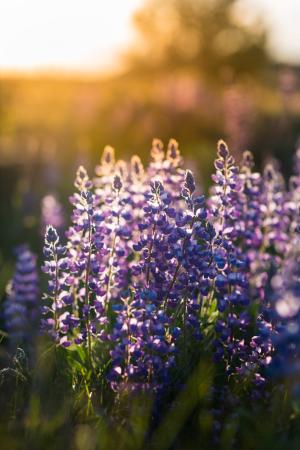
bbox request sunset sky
[0,0,299,73]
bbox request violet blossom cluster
[38,138,300,400]
[209,141,260,388]
[267,151,300,390]
[269,237,300,393]
[3,245,39,344]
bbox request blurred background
[1,0,300,267]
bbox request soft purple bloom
[4,245,40,343]
[41,193,65,236]
[39,137,300,404]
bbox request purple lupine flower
[236,150,263,250]
[41,193,65,236]
[163,139,185,198]
[4,245,40,343]
[235,151,266,303]
[244,161,289,309]
[276,266,300,386]
[107,176,175,392]
[94,145,117,197]
[108,168,210,391]
[64,166,103,349]
[42,166,106,350]
[42,225,68,343]
[131,155,145,183]
[129,155,148,226]
[285,148,300,247]
[148,139,185,201]
[269,235,300,394]
[227,152,288,389]
[107,288,176,394]
[209,139,242,236]
[209,141,259,385]
[261,163,289,255]
[100,171,134,307]
[41,137,300,406]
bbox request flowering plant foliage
[37,139,300,392]
[4,138,300,445]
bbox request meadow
[2,1,300,447]
[2,134,300,449]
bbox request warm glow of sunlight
[0,0,141,73]
[1,0,300,74]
